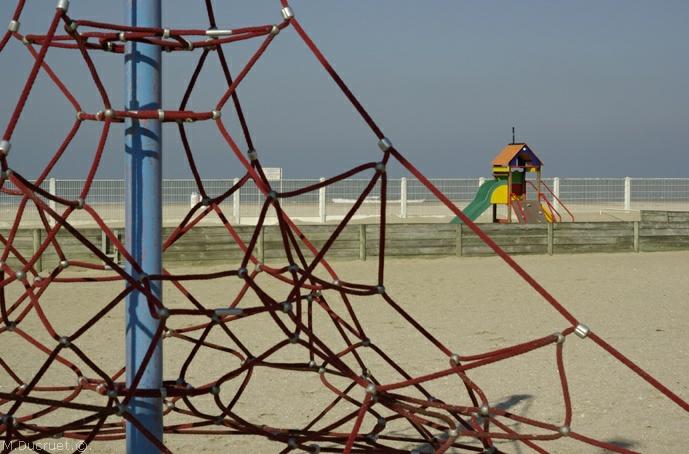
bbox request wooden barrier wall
[639,210,689,252]
[2,211,688,270]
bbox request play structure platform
[452,141,573,224]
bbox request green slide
[450,180,506,223]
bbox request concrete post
[190,191,199,208]
[319,177,326,223]
[233,177,240,224]
[48,178,56,227]
[624,177,631,211]
[553,177,561,212]
[400,177,407,219]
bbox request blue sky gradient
[1,1,687,179]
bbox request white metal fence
[1,177,688,226]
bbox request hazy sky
[1,1,687,179]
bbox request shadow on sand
[399,394,534,453]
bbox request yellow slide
[541,203,554,223]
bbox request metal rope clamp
[0,140,11,158]
[56,0,69,12]
[8,20,20,33]
[378,137,392,152]
[281,6,295,20]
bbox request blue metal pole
[125,1,163,452]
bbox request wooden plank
[554,222,634,230]
[365,232,458,242]
[376,223,458,233]
[164,225,253,234]
[168,234,238,244]
[263,248,358,260]
[365,230,456,241]
[167,235,238,246]
[554,225,633,233]
[377,246,458,256]
[640,221,689,229]
[472,223,548,232]
[640,211,669,223]
[638,236,689,252]
[1,229,34,267]
[1,243,33,255]
[262,239,361,250]
[462,244,548,256]
[554,232,634,242]
[462,231,548,240]
[263,229,359,242]
[553,243,634,254]
[462,236,548,246]
[367,238,462,248]
[553,236,633,246]
[263,240,361,256]
[168,235,248,246]
[165,243,242,253]
[639,222,689,236]
[163,250,246,262]
[639,236,689,245]
[667,212,689,223]
[639,227,689,236]
[2,244,34,254]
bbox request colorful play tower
[452,134,573,224]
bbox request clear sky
[1,1,687,179]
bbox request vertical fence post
[125,0,163,452]
[257,225,265,263]
[624,177,631,211]
[455,223,463,257]
[48,178,57,211]
[233,177,241,225]
[359,224,367,261]
[552,177,560,212]
[478,177,485,187]
[32,229,42,273]
[101,230,109,266]
[319,177,326,223]
[48,178,57,227]
[113,229,121,265]
[400,177,407,219]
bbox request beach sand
[1,251,688,453]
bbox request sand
[1,251,688,453]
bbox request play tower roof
[492,143,542,169]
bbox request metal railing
[2,177,688,226]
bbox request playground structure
[452,141,574,224]
[0,2,688,454]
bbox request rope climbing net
[1,1,687,453]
